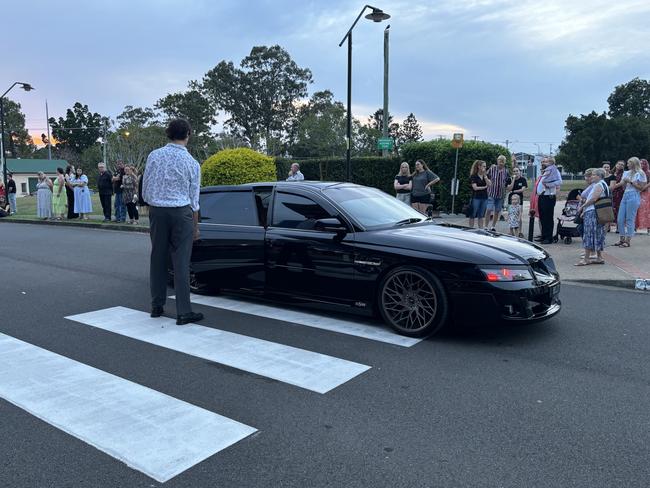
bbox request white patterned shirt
[142,143,201,211]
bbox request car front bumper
[447,278,561,325]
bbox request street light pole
[382,25,390,158]
[339,5,390,182]
[1,82,34,198]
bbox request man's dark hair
[56,167,64,174]
[166,118,192,141]
[7,172,12,178]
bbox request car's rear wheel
[378,266,448,337]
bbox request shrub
[202,148,276,186]
[401,140,512,213]
[276,156,402,194]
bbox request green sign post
[377,137,394,151]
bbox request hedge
[202,148,276,186]
[400,140,512,213]
[276,140,510,213]
[276,156,402,196]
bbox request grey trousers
[149,205,194,316]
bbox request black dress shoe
[176,312,204,325]
[150,306,164,318]
[534,236,543,241]
[540,239,554,245]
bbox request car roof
[201,181,361,193]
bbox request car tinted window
[200,191,258,226]
[272,192,333,230]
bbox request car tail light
[479,266,533,282]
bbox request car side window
[271,192,334,230]
[199,191,258,226]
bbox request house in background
[5,159,68,196]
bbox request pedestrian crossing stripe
[0,333,256,483]
[175,294,422,347]
[65,306,371,394]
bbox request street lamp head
[365,8,390,22]
[19,83,34,92]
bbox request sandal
[612,240,625,246]
[620,241,630,248]
[574,259,592,266]
[590,259,605,264]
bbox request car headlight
[479,266,533,282]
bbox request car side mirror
[316,217,348,234]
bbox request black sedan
[177,182,561,337]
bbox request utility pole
[472,136,479,141]
[505,139,510,149]
[45,100,52,160]
[549,143,553,156]
[382,25,390,157]
[102,120,108,168]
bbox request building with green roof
[6,159,68,196]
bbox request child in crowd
[508,194,522,237]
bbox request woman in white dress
[36,172,53,219]
[72,167,93,219]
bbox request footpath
[2,201,648,290]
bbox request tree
[49,102,107,154]
[107,125,167,173]
[353,109,399,156]
[556,111,650,172]
[607,77,650,118]
[156,89,217,160]
[397,113,423,146]
[287,90,347,157]
[199,45,312,155]
[1,98,35,157]
[116,105,158,129]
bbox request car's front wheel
[378,266,448,337]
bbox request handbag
[595,181,614,225]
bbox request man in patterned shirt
[142,118,203,325]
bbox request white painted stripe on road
[177,294,422,348]
[66,307,370,394]
[0,333,256,483]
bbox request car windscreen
[323,186,425,229]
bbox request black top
[604,174,616,187]
[7,179,16,194]
[113,168,125,193]
[394,174,412,194]
[97,170,113,195]
[470,174,488,199]
[507,176,528,204]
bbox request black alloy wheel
[378,266,448,337]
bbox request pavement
[1,223,649,487]
[2,200,649,289]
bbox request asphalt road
[1,222,648,488]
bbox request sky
[4,0,650,156]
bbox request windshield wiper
[394,217,424,226]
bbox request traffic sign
[451,133,464,149]
[377,137,394,150]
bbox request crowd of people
[573,157,649,265]
[0,161,144,224]
[391,155,650,250]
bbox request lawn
[7,193,150,226]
